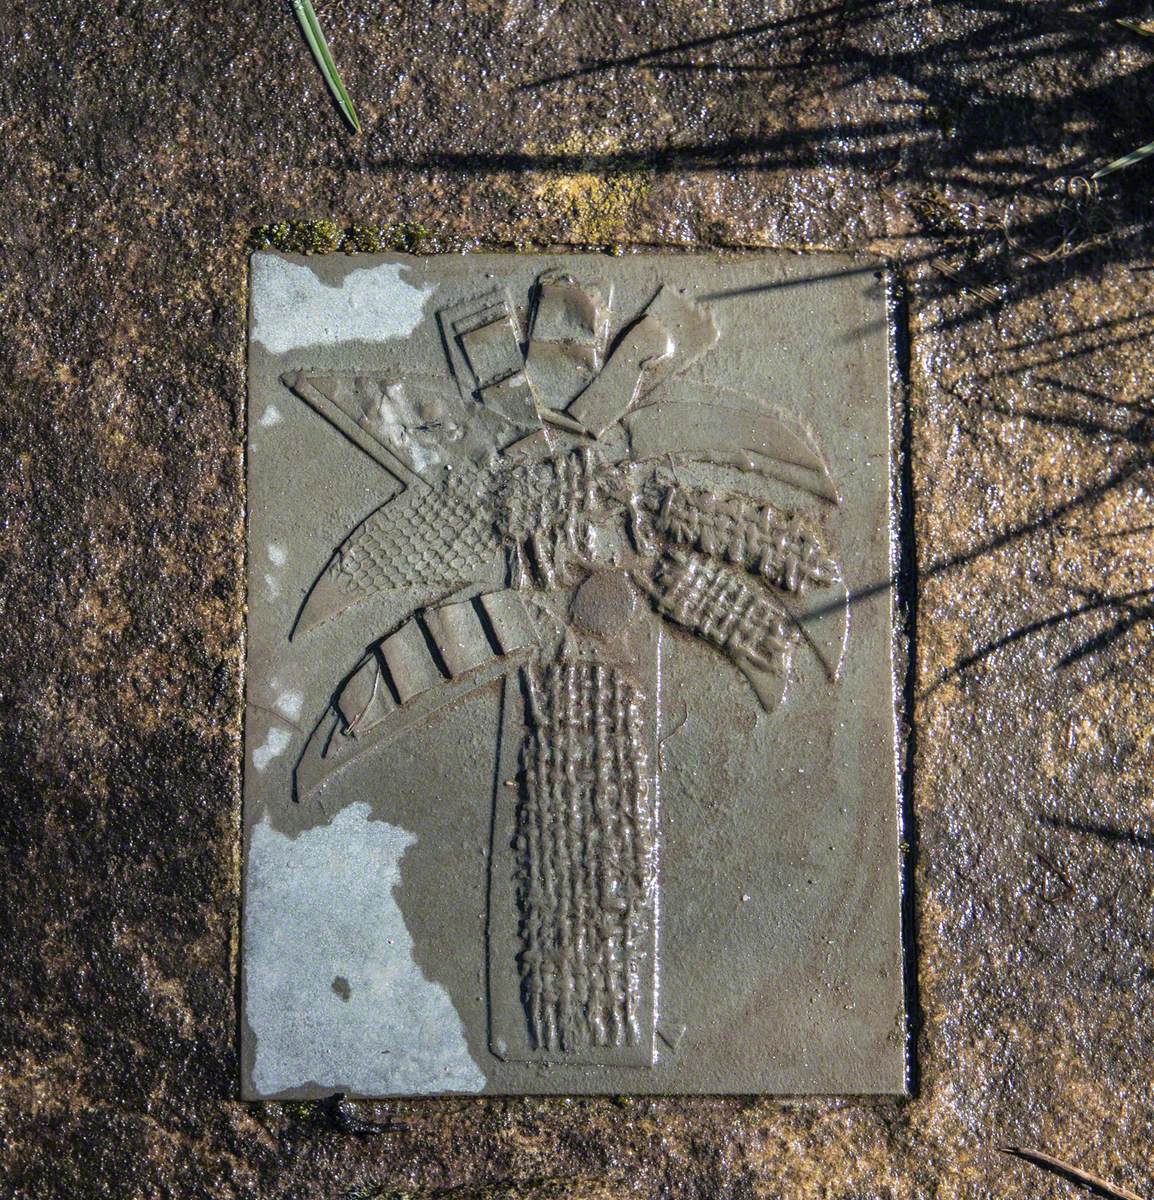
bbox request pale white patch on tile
[250,256,434,354]
[244,803,484,1096]
[252,726,292,772]
[258,404,282,427]
[273,690,304,723]
[263,572,280,598]
[267,543,287,567]
[360,381,444,474]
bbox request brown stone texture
[1,1,1152,1197]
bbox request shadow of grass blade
[1093,138,1154,179]
[291,0,361,133]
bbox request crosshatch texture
[242,251,904,1098]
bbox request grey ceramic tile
[242,251,905,1098]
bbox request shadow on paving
[5,0,1154,1195]
[338,0,1153,356]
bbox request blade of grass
[1093,138,1154,178]
[291,0,362,134]
[1115,18,1154,37]
[1000,1147,1147,1200]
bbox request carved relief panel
[243,252,904,1098]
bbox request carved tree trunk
[515,660,655,1053]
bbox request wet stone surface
[2,0,1154,1197]
[243,252,902,1098]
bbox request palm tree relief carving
[287,270,849,1066]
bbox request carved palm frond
[287,273,847,802]
[284,268,849,1066]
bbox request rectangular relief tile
[242,251,905,1098]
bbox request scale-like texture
[334,467,501,595]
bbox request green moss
[244,218,643,257]
[248,219,342,255]
[339,224,387,253]
[247,220,454,255]
[276,1100,315,1119]
[527,132,652,247]
[379,221,435,253]
[239,138,653,256]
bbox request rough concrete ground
[1,1,1153,1197]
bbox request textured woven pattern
[652,551,795,676]
[515,661,655,1053]
[495,447,623,587]
[653,484,837,595]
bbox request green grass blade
[1115,18,1154,37]
[292,0,362,133]
[1092,138,1154,179]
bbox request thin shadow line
[1058,603,1154,668]
[923,587,1154,692]
[516,0,897,88]
[1037,376,1154,419]
[698,264,879,303]
[924,452,1154,576]
[976,399,1154,446]
[349,121,929,176]
[1039,813,1154,851]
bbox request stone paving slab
[2,1,1153,1197]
